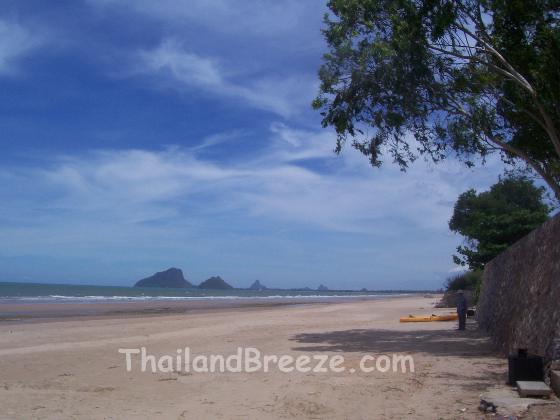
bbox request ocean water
[0,282,408,303]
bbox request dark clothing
[458,311,467,330]
[456,294,467,313]
[456,294,467,330]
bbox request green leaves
[448,176,550,269]
[315,0,560,201]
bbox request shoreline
[0,294,426,324]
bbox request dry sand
[0,296,554,419]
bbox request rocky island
[248,280,267,290]
[198,276,234,290]
[134,268,193,288]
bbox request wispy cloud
[3,124,504,234]
[15,1,323,118]
[0,20,45,75]
[87,0,318,38]
[0,124,504,286]
[132,39,317,117]
[189,130,247,152]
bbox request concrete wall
[477,214,560,371]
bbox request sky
[0,0,507,290]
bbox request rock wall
[477,214,560,371]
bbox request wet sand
[0,295,390,323]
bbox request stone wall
[477,214,560,371]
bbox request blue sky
[0,0,506,290]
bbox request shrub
[445,270,482,292]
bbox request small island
[134,269,235,290]
[248,280,267,291]
[198,276,234,290]
[134,268,193,288]
[133,268,343,293]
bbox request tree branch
[433,26,560,159]
[482,130,560,200]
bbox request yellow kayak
[431,314,458,322]
[400,315,432,322]
[399,313,458,322]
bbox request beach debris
[157,377,177,382]
[479,399,497,413]
[480,387,555,417]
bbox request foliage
[449,176,549,269]
[473,275,482,302]
[313,0,560,201]
[445,270,482,291]
[445,270,482,303]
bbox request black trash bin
[507,349,543,385]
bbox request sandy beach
[0,295,535,419]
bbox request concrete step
[551,370,560,398]
[516,380,553,398]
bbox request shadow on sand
[290,325,498,358]
[290,325,509,392]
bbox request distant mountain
[317,284,329,291]
[360,288,368,292]
[248,280,267,290]
[289,287,313,291]
[198,276,234,290]
[134,268,192,288]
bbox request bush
[445,270,482,292]
[473,276,483,303]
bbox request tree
[313,0,560,201]
[449,176,549,269]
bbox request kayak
[399,315,433,322]
[431,314,458,322]
[399,313,458,322]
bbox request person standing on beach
[456,290,467,330]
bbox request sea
[0,282,413,304]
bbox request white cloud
[133,39,317,117]
[0,20,44,75]
[2,124,504,236]
[88,0,317,38]
[0,124,507,286]
[80,1,324,118]
[189,130,247,152]
[140,41,223,87]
